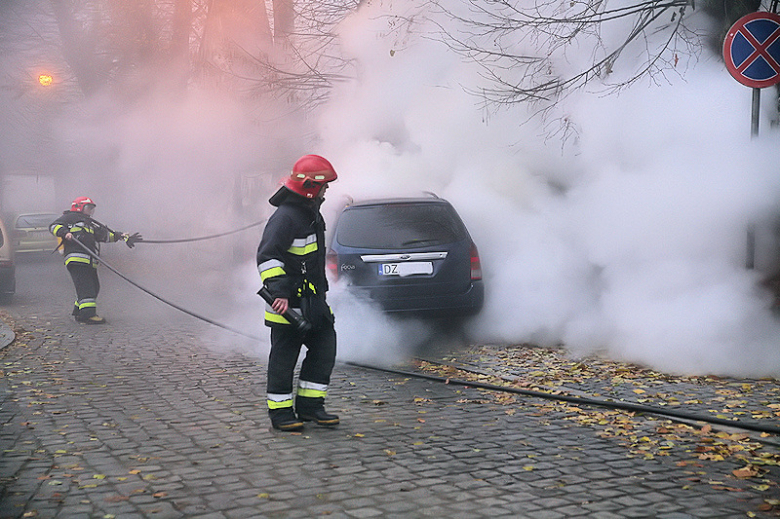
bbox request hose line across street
[71,234,780,438]
[135,219,267,244]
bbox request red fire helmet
[71,196,96,212]
[284,154,338,199]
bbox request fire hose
[69,235,264,341]
[134,219,267,244]
[70,233,312,336]
[65,236,780,437]
[344,361,780,436]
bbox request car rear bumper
[16,247,55,254]
[0,266,16,294]
[352,281,484,316]
[15,240,59,254]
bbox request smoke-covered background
[3,1,780,376]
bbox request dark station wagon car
[327,195,483,317]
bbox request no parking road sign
[722,12,780,269]
[723,11,780,88]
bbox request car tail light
[326,249,339,281]
[470,243,482,280]
[0,260,13,269]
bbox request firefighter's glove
[125,232,143,248]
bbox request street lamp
[38,73,53,87]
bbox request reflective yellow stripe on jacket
[288,234,318,256]
[65,252,94,267]
[259,232,318,325]
[258,259,285,283]
[259,259,290,323]
[69,224,94,234]
[264,309,291,325]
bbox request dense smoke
[317,2,780,376]
[4,1,780,376]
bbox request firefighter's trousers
[267,322,336,409]
[67,264,100,319]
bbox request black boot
[296,396,339,426]
[81,315,106,325]
[269,408,304,431]
[75,312,106,324]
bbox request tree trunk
[272,0,294,46]
[50,0,102,96]
[171,0,192,90]
[196,0,274,89]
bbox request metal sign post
[723,11,780,269]
[752,88,761,138]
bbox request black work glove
[125,232,143,248]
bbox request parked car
[11,212,60,254]
[0,217,16,301]
[327,195,483,317]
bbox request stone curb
[0,319,14,350]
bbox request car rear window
[336,203,468,249]
[17,214,58,228]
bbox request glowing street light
[38,73,53,87]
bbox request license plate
[378,262,433,277]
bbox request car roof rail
[338,195,354,209]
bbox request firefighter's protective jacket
[50,211,124,268]
[257,187,329,326]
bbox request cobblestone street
[1,256,779,518]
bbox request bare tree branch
[429,0,769,113]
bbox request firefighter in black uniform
[49,197,142,324]
[257,155,339,431]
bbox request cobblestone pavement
[1,256,779,518]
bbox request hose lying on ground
[70,236,264,341]
[344,361,780,436]
[67,236,780,437]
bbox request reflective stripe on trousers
[297,380,328,399]
[267,393,294,409]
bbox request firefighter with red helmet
[256,155,339,431]
[49,197,142,324]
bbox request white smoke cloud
[12,1,780,377]
[318,1,780,376]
